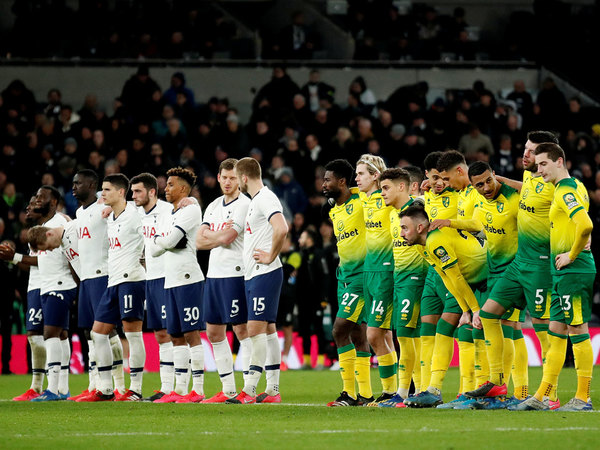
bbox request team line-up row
[2,131,595,410]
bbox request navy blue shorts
[41,288,77,330]
[78,276,108,329]
[166,282,204,335]
[203,277,247,325]
[26,289,43,332]
[146,278,167,330]
[245,268,283,323]
[95,281,145,325]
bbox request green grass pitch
[1,367,598,449]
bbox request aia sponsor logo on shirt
[143,225,157,238]
[77,226,91,239]
[108,237,122,249]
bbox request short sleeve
[259,192,283,222]
[173,204,202,234]
[558,187,585,218]
[202,200,216,226]
[428,232,458,271]
[231,199,249,234]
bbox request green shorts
[364,271,394,329]
[420,266,461,317]
[486,272,523,322]
[549,273,595,326]
[336,275,366,324]
[488,259,551,320]
[393,273,425,330]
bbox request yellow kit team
[322,129,595,411]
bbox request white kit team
[5,157,286,403]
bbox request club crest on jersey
[442,197,450,207]
[376,198,383,209]
[563,193,578,209]
[337,220,344,232]
[433,246,450,263]
[496,202,504,213]
[346,203,353,215]
[535,182,544,193]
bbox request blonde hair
[356,154,386,189]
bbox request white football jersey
[107,202,145,287]
[203,194,250,279]
[139,199,173,280]
[27,248,41,292]
[62,221,81,279]
[243,187,283,280]
[75,200,109,280]
[38,213,77,294]
[162,203,205,289]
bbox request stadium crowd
[1,63,600,378]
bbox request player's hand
[178,197,198,208]
[222,219,234,229]
[459,311,472,328]
[253,248,273,264]
[0,244,16,261]
[584,236,592,251]
[101,206,112,218]
[429,219,451,231]
[420,179,431,192]
[471,310,482,329]
[555,252,573,271]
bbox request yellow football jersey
[474,183,520,274]
[360,190,394,272]
[516,170,554,266]
[389,198,428,279]
[418,227,488,285]
[549,177,595,275]
[457,184,480,219]
[329,192,366,281]
[423,187,459,221]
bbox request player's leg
[412,326,422,392]
[228,269,282,404]
[258,322,282,403]
[419,268,443,391]
[115,282,146,400]
[203,278,241,402]
[327,275,364,405]
[511,317,529,401]
[233,323,251,383]
[59,329,71,399]
[556,273,595,411]
[364,271,396,404]
[110,328,126,394]
[14,289,45,401]
[524,268,552,363]
[351,321,373,404]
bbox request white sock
[239,337,252,383]
[264,332,281,396]
[110,334,125,393]
[28,335,46,393]
[92,331,113,395]
[173,345,190,395]
[243,334,267,397]
[190,344,205,395]
[159,342,174,393]
[45,337,62,395]
[397,387,409,398]
[212,339,236,395]
[125,331,146,394]
[87,339,97,391]
[58,338,70,394]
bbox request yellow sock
[572,335,593,402]
[317,354,325,366]
[303,354,311,366]
[480,315,503,385]
[534,333,567,401]
[355,352,373,399]
[412,337,422,392]
[378,352,397,394]
[512,334,529,399]
[458,340,475,392]
[503,338,514,386]
[397,337,415,397]
[420,335,435,390]
[457,340,463,395]
[338,345,357,399]
[535,326,550,364]
[429,333,455,391]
